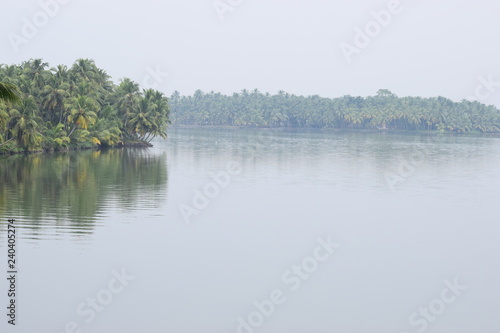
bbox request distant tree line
[169,89,500,133]
[0,59,170,153]
[3,59,499,155]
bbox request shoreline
[0,141,153,156]
[3,126,500,157]
[170,125,500,137]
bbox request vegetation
[0,82,21,104]
[169,89,500,133]
[3,58,499,155]
[0,59,170,153]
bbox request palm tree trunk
[68,124,77,137]
[58,107,64,124]
[0,138,14,147]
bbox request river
[0,127,499,332]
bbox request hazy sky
[2,0,500,106]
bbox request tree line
[3,59,499,155]
[169,89,500,133]
[0,59,170,153]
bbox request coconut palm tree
[113,78,140,129]
[21,59,49,90]
[70,58,98,83]
[0,82,21,104]
[8,96,42,150]
[66,95,99,137]
[42,83,69,124]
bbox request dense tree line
[169,89,500,133]
[0,59,170,153]
[3,59,499,155]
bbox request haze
[2,0,500,107]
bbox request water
[1,128,499,333]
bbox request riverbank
[0,140,153,156]
[170,124,500,138]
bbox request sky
[1,0,500,107]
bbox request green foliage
[0,59,171,153]
[169,89,500,133]
[0,82,21,104]
[42,123,70,150]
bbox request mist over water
[1,128,499,332]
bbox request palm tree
[8,96,42,150]
[21,59,49,90]
[51,65,69,86]
[42,83,69,124]
[127,98,154,139]
[66,95,99,137]
[113,78,140,129]
[0,82,21,104]
[0,58,175,152]
[70,59,98,83]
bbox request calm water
[1,128,499,333]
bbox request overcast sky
[2,0,500,106]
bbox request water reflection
[0,148,168,238]
[166,128,500,191]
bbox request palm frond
[0,82,21,104]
